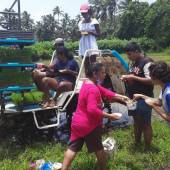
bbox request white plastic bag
[102,137,117,158]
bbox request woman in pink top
[61,63,129,170]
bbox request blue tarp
[0,38,35,46]
[0,63,36,68]
[112,50,129,72]
[0,85,36,92]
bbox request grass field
[0,119,170,170]
[0,49,170,170]
[121,47,170,64]
[148,48,170,64]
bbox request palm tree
[60,13,71,40]
[0,8,17,30]
[75,14,81,23]
[118,0,132,12]
[21,11,34,31]
[53,6,63,23]
[107,0,118,20]
[36,14,56,41]
[68,19,79,40]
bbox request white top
[160,84,170,112]
[143,62,152,78]
[159,83,170,127]
[78,18,99,56]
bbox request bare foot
[43,99,56,108]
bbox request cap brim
[53,41,57,45]
[80,10,88,13]
[53,41,64,45]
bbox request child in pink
[61,63,129,170]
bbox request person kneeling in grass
[134,61,170,125]
[61,63,130,170]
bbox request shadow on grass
[0,112,62,161]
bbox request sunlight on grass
[0,49,170,170]
[0,120,170,170]
[121,48,170,64]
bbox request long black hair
[125,42,142,53]
[57,47,73,60]
[85,63,104,78]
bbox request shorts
[128,99,152,124]
[55,77,65,83]
[68,126,103,153]
[46,70,57,78]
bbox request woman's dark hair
[125,42,142,53]
[57,47,73,60]
[87,6,93,16]
[149,61,170,84]
[86,63,104,78]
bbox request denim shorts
[128,99,152,124]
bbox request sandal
[48,99,56,107]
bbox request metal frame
[0,49,128,129]
[59,49,128,112]
[60,49,102,112]
[32,109,60,129]
[3,104,61,129]
[0,0,21,30]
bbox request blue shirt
[54,59,79,84]
[162,83,170,126]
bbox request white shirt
[143,62,152,78]
[78,18,99,56]
[159,83,170,127]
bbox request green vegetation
[0,0,170,169]
[1,0,169,48]
[0,119,170,170]
[0,69,33,87]
[10,91,44,105]
[0,38,160,62]
[0,50,170,169]
[120,47,170,64]
[0,45,169,87]
[148,48,170,64]
[0,48,32,63]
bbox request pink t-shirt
[70,81,116,141]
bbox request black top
[127,56,154,98]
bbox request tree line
[0,0,170,47]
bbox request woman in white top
[78,3,100,57]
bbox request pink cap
[80,3,90,13]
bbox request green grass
[148,49,170,64]
[0,47,169,87]
[0,120,170,170]
[121,47,170,64]
[0,49,170,170]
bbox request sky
[0,0,156,22]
